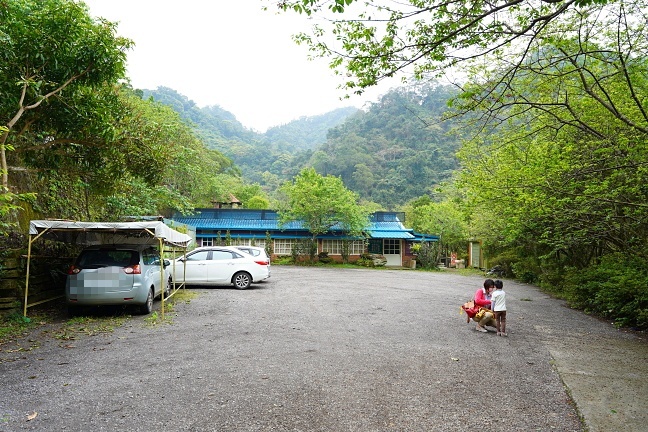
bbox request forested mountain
[142,87,259,144]
[264,107,359,152]
[145,84,461,209]
[304,84,461,208]
[142,87,358,185]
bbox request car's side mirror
[163,259,171,268]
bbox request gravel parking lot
[2,266,646,431]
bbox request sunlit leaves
[0,0,132,188]
[456,47,648,268]
[278,167,370,237]
[276,0,623,96]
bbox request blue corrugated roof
[172,217,304,231]
[369,231,415,239]
[411,231,440,242]
[170,209,430,240]
[369,221,412,231]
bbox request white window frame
[322,239,365,255]
[200,237,214,247]
[274,239,295,255]
[232,238,266,248]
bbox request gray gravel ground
[1,266,647,431]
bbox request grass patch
[144,311,162,327]
[456,267,487,277]
[146,289,200,327]
[0,312,37,345]
[169,289,199,304]
[54,314,131,340]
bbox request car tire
[139,288,154,315]
[232,272,252,289]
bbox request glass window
[274,239,295,255]
[322,240,342,254]
[349,240,365,254]
[186,250,209,261]
[142,248,158,265]
[383,239,401,254]
[201,238,214,247]
[322,240,365,255]
[367,239,383,254]
[212,250,236,260]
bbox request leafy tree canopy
[0,0,132,188]
[404,199,468,254]
[274,0,612,94]
[24,87,240,221]
[278,167,370,238]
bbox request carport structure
[25,220,192,319]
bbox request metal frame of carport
[24,220,192,320]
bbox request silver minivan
[66,244,171,315]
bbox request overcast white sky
[83,0,391,132]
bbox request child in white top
[491,279,507,336]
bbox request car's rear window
[77,249,138,268]
[238,248,260,256]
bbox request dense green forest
[145,84,461,209]
[307,85,460,208]
[143,87,359,193]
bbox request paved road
[1,267,646,431]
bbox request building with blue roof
[169,209,438,267]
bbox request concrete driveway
[1,266,646,431]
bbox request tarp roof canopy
[28,220,192,248]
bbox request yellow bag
[474,307,491,321]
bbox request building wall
[171,209,418,267]
[194,236,408,266]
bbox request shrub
[487,252,520,278]
[412,242,438,269]
[273,256,293,265]
[318,251,333,264]
[561,253,648,329]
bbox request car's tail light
[123,265,141,274]
[254,260,270,266]
[67,265,81,275]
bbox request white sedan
[231,245,271,277]
[171,246,270,289]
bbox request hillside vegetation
[145,84,461,209]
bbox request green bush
[411,242,438,269]
[509,257,541,284]
[272,256,293,265]
[561,253,648,329]
[318,251,333,264]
